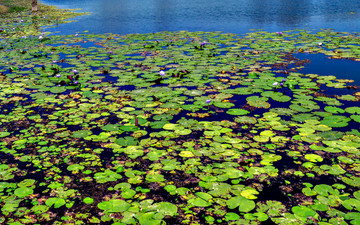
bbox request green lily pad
[175,129,192,135]
[50,86,67,93]
[342,177,360,187]
[83,197,94,204]
[121,188,136,199]
[135,212,163,225]
[321,116,350,127]
[101,124,121,131]
[94,169,122,183]
[179,151,194,157]
[67,164,85,172]
[324,106,345,114]
[292,205,317,218]
[46,197,66,209]
[0,132,10,138]
[225,212,240,221]
[188,197,212,207]
[163,123,178,130]
[314,184,334,196]
[235,116,257,124]
[120,125,139,132]
[345,107,360,114]
[226,108,250,116]
[351,115,360,123]
[156,202,178,216]
[115,136,139,146]
[71,130,92,138]
[305,154,323,163]
[14,187,33,198]
[213,102,235,108]
[98,199,130,213]
[226,196,255,212]
[241,189,259,199]
[342,198,360,211]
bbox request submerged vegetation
[1,2,360,225]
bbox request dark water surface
[40,0,360,35]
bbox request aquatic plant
[0,20,360,224]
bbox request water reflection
[40,0,360,35]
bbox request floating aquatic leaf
[241,189,259,199]
[101,124,121,131]
[345,107,360,114]
[342,177,360,187]
[305,154,323,163]
[321,116,350,127]
[179,151,194,158]
[156,202,178,216]
[0,132,10,138]
[235,116,257,124]
[227,196,255,212]
[146,173,165,182]
[98,199,130,213]
[324,106,345,114]
[135,212,163,225]
[213,102,235,108]
[14,187,33,198]
[342,198,360,211]
[49,86,67,93]
[67,164,85,172]
[225,212,240,221]
[120,125,139,132]
[121,188,136,199]
[46,198,66,209]
[163,123,178,130]
[175,128,192,135]
[115,136,138,146]
[83,197,94,204]
[292,205,317,218]
[314,184,334,196]
[94,169,122,183]
[351,115,360,123]
[226,108,250,116]
[188,197,212,207]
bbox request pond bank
[0,0,86,38]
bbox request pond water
[296,53,360,87]
[40,0,360,35]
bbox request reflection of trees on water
[312,0,360,22]
[40,0,360,34]
[155,0,176,31]
[98,0,129,32]
[243,0,360,26]
[277,0,310,26]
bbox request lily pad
[227,196,255,212]
[213,102,235,108]
[226,108,250,116]
[14,187,33,198]
[292,205,317,218]
[46,198,66,209]
[98,199,130,213]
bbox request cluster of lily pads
[1,9,360,225]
